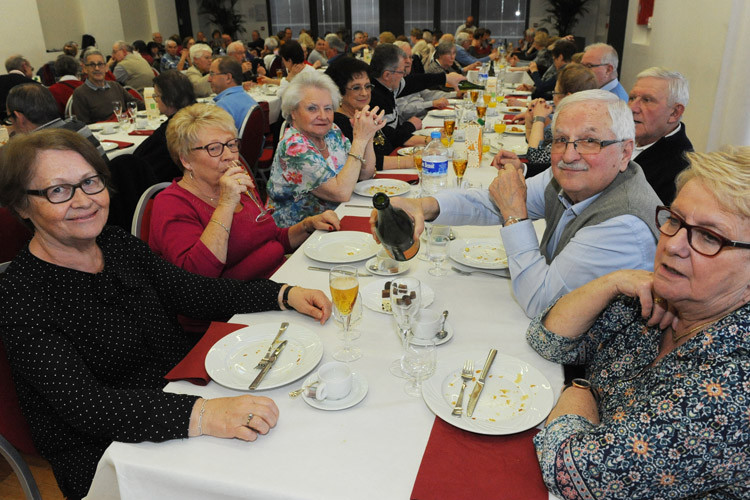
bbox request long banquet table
[86,125,562,500]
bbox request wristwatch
[564,378,600,404]
[503,216,527,227]
[533,116,546,124]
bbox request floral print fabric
[266,123,350,226]
[527,296,750,499]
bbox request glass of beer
[444,118,456,137]
[452,148,468,188]
[276,69,284,79]
[476,104,487,120]
[470,90,480,103]
[329,265,361,361]
[482,93,492,106]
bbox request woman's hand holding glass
[217,162,256,209]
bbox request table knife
[466,348,498,417]
[254,322,289,369]
[249,340,287,390]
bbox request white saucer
[412,320,453,346]
[301,372,368,410]
[365,257,410,276]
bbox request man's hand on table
[489,163,528,222]
[189,395,280,441]
[432,97,449,109]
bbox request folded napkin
[102,139,135,149]
[375,172,419,183]
[129,129,155,136]
[165,322,247,385]
[340,216,372,234]
[411,418,548,500]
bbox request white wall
[0,1,51,72]
[36,0,84,50]
[120,0,153,43]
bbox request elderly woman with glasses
[266,71,385,226]
[148,104,338,319]
[0,129,332,500]
[528,148,750,499]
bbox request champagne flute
[329,266,361,362]
[427,225,451,276]
[112,101,122,123]
[476,104,487,121]
[452,149,468,188]
[389,277,421,376]
[482,92,492,106]
[335,292,362,341]
[401,336,436,397]
[232,159,275,222]
[469,90,479,103]
[412,146,424,197]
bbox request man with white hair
[324,34,345,65]
[455,32,498,67]
[628,67,694,203]
[0,55,36,121]
[581,43,628,101]
[186,43,212,97]
[380,90,661,318]
[160,39,189,72]
[227,40,264,80]
[111,41,155,93]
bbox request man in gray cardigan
[377,90,662,318]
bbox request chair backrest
[0,208,33,264]
[124,86,143,101]
[238,104,266,169]
[0,339,38,457]
[152,67,159,76]
[64,95,74,119]
[0,433,41,500]
[131,182,171,240]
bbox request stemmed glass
[427,225,451,276]
[329,266,361,362]
[127,101,138,123]
[112,101,122,124]
[412,146,424,197]
[232,160,275,222]
[452,148,468,188]
[401,336,436,397]
[335,292,362,341]
[389,277,421,377]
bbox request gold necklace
[671,310,733,343]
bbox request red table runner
[339,216,372,234]
[165,322,247,385]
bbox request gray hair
[584,43,619,71]
[5,55,27,72]
[83,49,104,62]
[393,41,411,53]
[113,41,132,53]
[280,71,341,122]
[635,66,690,107]
[369,43,406,78]
[456,32,471,46]
[189,43,212,60]
[422,31,433,43]
[525,28,536,37]
[325,34,345,53]
[166,40,178,48]
[227,40,246,55]
[264,37,279,50]
[435,41,456,58]
[552,89,635,142]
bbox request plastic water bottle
[421,131,449,195]
[477,63,489,88]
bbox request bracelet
[282,285,296,310]
[424,136,429,145]
[533,116,546,124]
[563,378,601,405]
[197,398,208,436]
[503,216,528,227]
[347,152,365,165]
[209,218,230,234]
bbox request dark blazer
[0,73,37,120]
[633,122,694,204]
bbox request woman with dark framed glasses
[0,128,332,500]
[528,147,750,499]
[149,104,338,328]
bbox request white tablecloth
[86,159,561,500]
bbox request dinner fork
[452,360,474,417]
[451,266,510,279]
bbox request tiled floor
[0,453,64,499]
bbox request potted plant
[199,0,246,39]
[541,0,592,36]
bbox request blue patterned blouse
[527,296,750,499]
[266,124,351,227]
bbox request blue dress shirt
[455,45,492,67]
[213,86,258,132]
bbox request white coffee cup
[414,308,442,339]
[102,122,117,134]
[312,362,352,401]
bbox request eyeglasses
[152,92,161,99]
[387,68,405,76]
[550,137,625,155]
[346,83,374,93]
[191,138,241,157]
[209,71,230,77]
[655,206,750,256]
[85,62,107,68]
[582,63,609,69]
[26,175,106,204]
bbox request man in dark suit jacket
[629,67,694,203]
[0,55,37,121]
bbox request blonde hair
[166,103,237,168]
[297,32,314,51]
[675,146,750,218]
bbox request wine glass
[469,90,479,104]
[401,336,436,397]
[335,292,362,341]
[389,277,421,376]
[112,101,122,123]
[427,225,451,276]
[412,146,424,196]
[452,149,468,188]
[127,101,138,122]
[232,160,275,222]
[329,266,361,362]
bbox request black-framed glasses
[550,137,625,155]
[26,175,106,204]
[346,83,375,93]
[655,206,750,256]
[582,63,609,69]
[208,71,230,77]
[191,138,241,157]
[85,62,107,68]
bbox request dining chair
[0,433,42,500]
[0,207,33,264]
[124,86,144,101]
[131,182,171,241]
[63,95,74,119]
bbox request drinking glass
[452,149,468,188]
[401,336,436,397]
[412,146,424,196]
[329,266,361,361]
[469,90,479,103]
[112,101,122,123]
[232,160,275,222]
[335,292,362,341]
[476,104,487,121]
[127,101,137,120]
[482,92,492,106]
[427,225,451,276]
[389,277,421,376]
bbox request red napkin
[165,322,247,385]
[375,172,419,183]
[102,139,135,149]
[411,418,548,500]
[129,129,155,136]
[340,216,372,234]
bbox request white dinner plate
[205,323,324,391]
[397,146,415,156]
[303,231,379,263]
[365,257,411,276]
[498,105,526,115]
[428,109,456,118]
[503,125,526,135]
[301,372,368,410]
[450,238,508,270]
[422,350,554,435]
[412,321,453,346]
[361,277,435,314]
[88,123,105,131]
[101,141,119,152]
[448,98,463,105]
[507,89,532,96]
[354,179,411,197]
[490,136,527,155]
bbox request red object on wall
[637,0,655,25]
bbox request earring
[188,169,194,180]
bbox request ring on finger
[245,413,254,427]
[654,297,666,305]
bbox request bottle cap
[430,131,441,139]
